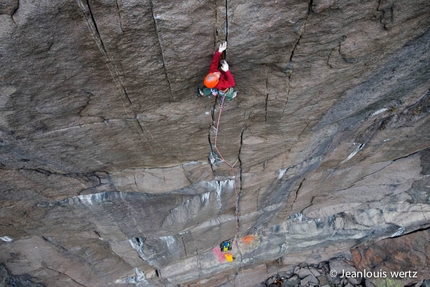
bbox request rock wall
[0,0,429,286]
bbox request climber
[197,41,237,101]
[220,240,232,252]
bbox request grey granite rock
[0,0,429,285]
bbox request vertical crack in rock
[149,0,174,102]
[298,121,311,138]
[289,177,305,212]
[75,0,163,152]
[224,0,229,43]
[76,0,133,106]
[284,0,313,113]
[181,236,188,258]
[213,2,219,46]
[265,94,269,123]
[256,187,262,210]
[265,71,269,122]
[237,126,246,207]
[234,124,247,263]
[75,0,167,154]
[288,0,313,66]
[326,49,334,68]
[208,132,216,171]
[234,119,249,247]
[10,0,19,25]
[282,96,289,114]
[238,124,246,204]
[115,0,124,34]
[300,195,315,214]
[213,0,228,53]
[134,119,146,134]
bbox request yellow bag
[224,253,233,262]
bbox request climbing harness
[218,88,229,95]
[211,95,241,247]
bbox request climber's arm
[209,51,222,73]
[209,42,227,73]
[220,59,235,87]
[224,70,235,87]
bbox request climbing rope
[211,95,241,248]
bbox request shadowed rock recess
[0,0,429,286]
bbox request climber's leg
[198,87,214,97]
[224,88,237,101]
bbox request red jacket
[209,51,235,90]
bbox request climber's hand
[218,41,227,53]
[220,59,229,71]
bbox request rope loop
[212,95,240,246]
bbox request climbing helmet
[204,72,220,88]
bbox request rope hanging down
[211,95,241,246]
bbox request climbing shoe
[228,91,237,101]
[197,88,204,98]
